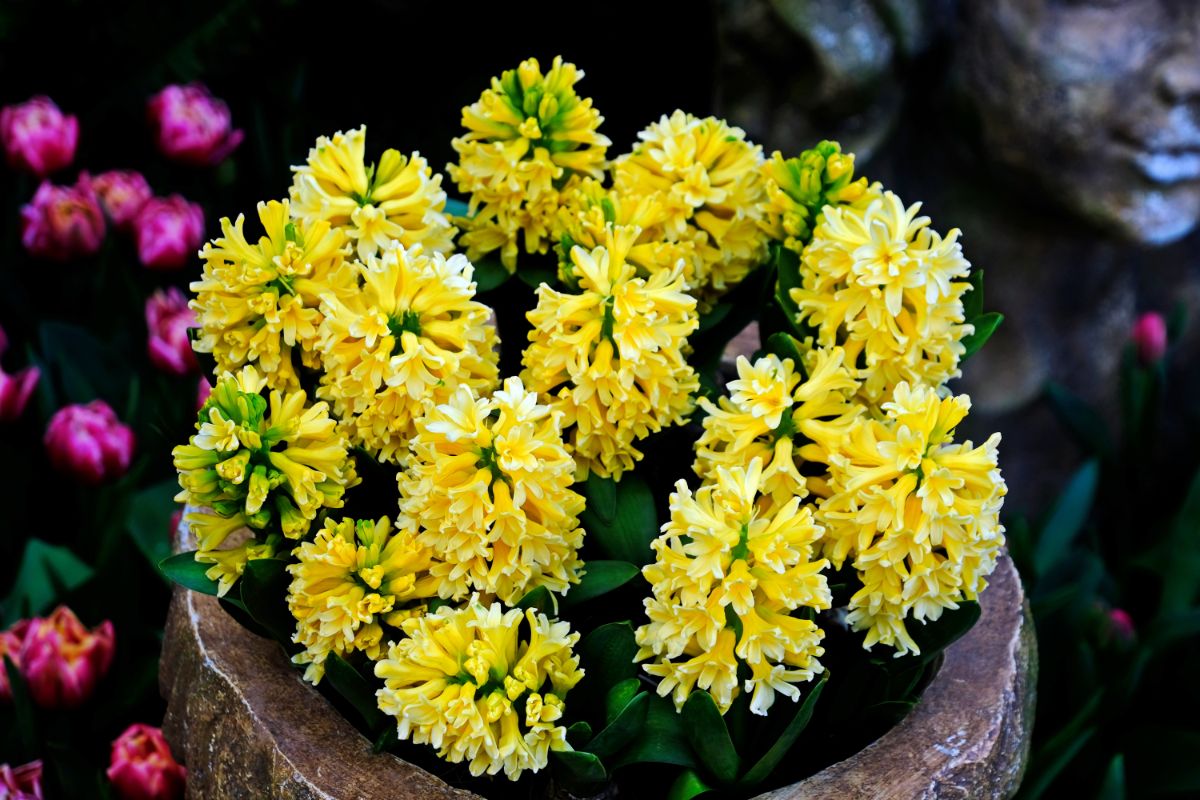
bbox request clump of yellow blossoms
[290,126,454,261]
[694,348,859,510]
[375,599,583,780]
[287,516,439,684]
[811,381,1006,656]
[614,110,768,302]
[450,56,610,272]
[190,199,352,392]
[760,140,876,254]
[397,377,584,604]
[317,242,499,463]
[554,178,700,288]
[172,366,355,594]
[636,459,829,716]
[791,191,973,404]
[523,226,699,480]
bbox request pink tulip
[133,196,204,270]
[44,400,135,485]
[106,724,186,800]
[94,170,153,231]
[20,175,106,261]
[1132,311,1168,365]
[0,324,39,423]
[0,759,43,800]
[145,288,198,375]
[0,96,77,177]
[1107,608,1136,645]
[147,84,243,166]
[0,626,22,702]
[10,606,114,709]
[195,378,212,413]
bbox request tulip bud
[147,84,243,167]
[133,196,204,270]
[0,96,77,177]
[106,724,187,800]
[20,175,106,261]
[44,400,135,485]
[1132,311,1168,365]
[12,606,114,709]
[0,759,43,800]
[1107,608,1136,645]
[94,170,153,231]
[145,288,198,375]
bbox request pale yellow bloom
[290,126,453,260]
[397,377,585,603]
[375,599,583,779]
[636,459,828,716]
[523,226,699,480]
[317,242,499,463]
[287,516,439,683]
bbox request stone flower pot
[159,519,1036,800]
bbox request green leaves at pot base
[324,652,386,733]
[563,560,639,607]
[579,473,658,566]
[739,671,828,786]
[668,769,715,800]
[552,749,607,788]
[682,690,740,783]
[614,693,697,769]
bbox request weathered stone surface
[161,520,1033,800]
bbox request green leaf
[1044,382,1112,458]
[614,693,697,769]
[444,197,470,218]
[373,725,399,755]
[37,321,131,407]
[1097,753,1125,800]
[239,559,294,644]
[764,332,807,370]
[567,721,593,748]
[961,312,1004,360]
[1158,466,1200,615]
[588,690,650,759]
[682,691,740,784]
[1021,727,1095,800]
[564,560,639,607]
[471,256,511,292]
[606,678,642,725]
[740,672,828,786]
[577,622,640,696]
[551,749,607,786]
[772,244,803,332]
[1033,460,1099,577]
[126,481,180,575]
[963,269,986,322]
[324,652,386,732]
[697,303,733,333]
[158,551,221,597]
[668,769,716,800]
[579,474,659,566]
[1125,728,1200,794]
[517,264,557,289]
[2,539,94,625]
[905,601,982,665]
[515,585,557,615]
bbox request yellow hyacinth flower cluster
[450,56,610,272]
[172,366,356,594]
[375,599,583,780]
[811,382,1005,655]
[190,199,353,391]
[636,460,829,716]
[287,516,439,683]
[317,242,499,463]
[523,226,700,480]
[694,348,860,509]
[760,140,876,254]
[397,377,584,604]
[791,190,974,404]
[290,126,454,260]
[613,110,769,303]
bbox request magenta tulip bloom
[10,606,114,709]
[0,96,78,176]
[0,759,43,800]
[107,724,187,800]
[133,195,204,270]
[145,288,198,375]
[94,170,153,231]
[1132,311,1168,365]
[20,175,106,261]
[147,84,243,166]
[0,324,39,422]
[44,400,135,485]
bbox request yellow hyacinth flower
[760,140,876,254]
[375,599,583,780]
[397,377,585,604]
[290,126,454,260]
[449,56,611,272]
[287,516,440,684]
[190,199,353,391]
[317,242,499,463]
[172,365,356,595]
[523,225,700,480]
[791,191,974,404]
[811,381,1006,656]
[614,110,769,302]
[636,459,829,716]
[694,347,860,509]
